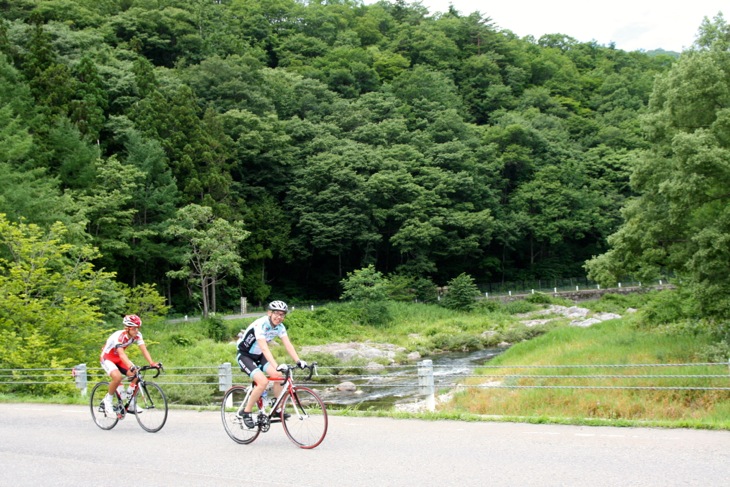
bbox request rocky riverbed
[299,304,629,363]
[291,304,630,411]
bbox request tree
[340,264,389,302]
[77,155,143,271]
[586,17,730,318]
[165,204,249,317]
[441,272,479,311]
[0,214,116,382]
[339,264,391,326]
[122,129,181,287]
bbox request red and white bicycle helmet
[122,314,142,328]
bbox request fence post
[219,362,233,408]
[219,363,232,391]
[418,359,435,412]
[72,363,87,397]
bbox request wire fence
[1,360,728,409]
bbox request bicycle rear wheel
[281,386,328,449]
[134,381,168,433]
[221,386,260,444]
[90,381,119,430]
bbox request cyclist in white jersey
[235,300,306,428]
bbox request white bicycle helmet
[267,300,288,313]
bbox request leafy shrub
[170,334,194,346]
[430,332,482,352]
[501,300,538,315]
[696,340,730,362]
[500,323,545,343]
[524,292,554,304]
[362,301,392,327]
[637,289,687,328]
[204,316,227,342]
[122,282,170,319]
[585,291,653,314]
[340,265,388,301]
[385,274,417,302]
[475,299,501,312]
[441,273,480,311]
[412,277,438,303]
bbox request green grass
[445,314,730,429]
[4,291,728,429]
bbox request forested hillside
[0,0,704,314]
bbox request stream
[320,348,504,409]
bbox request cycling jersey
[236,315,287,358]
[100,329,145,364]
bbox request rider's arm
[280,335,300,364]
[116,347,136,374]
[138,343,157,367]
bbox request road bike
[221,362,328,449]
[90,364,168,433]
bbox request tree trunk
[201,276,209,318]
[212,277,217,314]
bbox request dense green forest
[1,1,729,324]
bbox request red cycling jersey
[100,329,145,365]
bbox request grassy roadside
[441,313,730,430]
[3,290,728,430]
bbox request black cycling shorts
[236,353,270,378]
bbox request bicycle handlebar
[301,362,317,381]
[137,363,164,379]
[278,362,317,381]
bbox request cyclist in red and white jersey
[99,314,159,415]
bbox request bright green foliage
[0,214,114,382]
[441,272,480,311]
[340,264,389,302]
[385,274,417,302]
[120,282,169,320]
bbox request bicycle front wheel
[90,381,119,430]
[281,386,328,449]
[221,386,260,444]
[134,381,168,433]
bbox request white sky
[369,1,727,52]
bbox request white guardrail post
[72,363,87,397]
[219,362,233,408]
[418,359,435,412]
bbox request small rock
[336,381,357,392]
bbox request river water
[320,348,504,409]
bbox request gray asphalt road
[0,403,728,487]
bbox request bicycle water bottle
[116,385,126,399]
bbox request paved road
[0,403,728,487]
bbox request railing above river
[2,358,728,412]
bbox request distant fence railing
[2,359,727,411]
[475,278,670,298]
